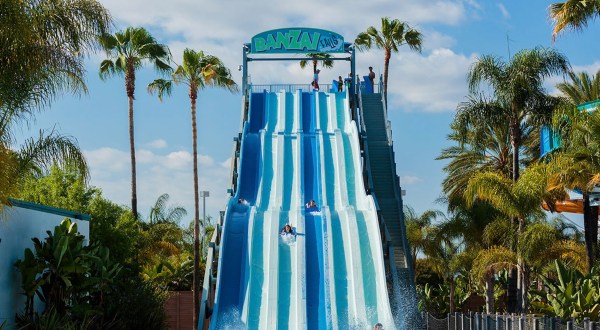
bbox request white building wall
[0,201,90,326]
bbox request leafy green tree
[403,205,443,270]
[548,107,600,270]
[15,219,122,326]
[463,47,569,312]
[354,17,423,105]
[549,0,600,40]
[1,128,89,209]
[98,27,171,220]
[465,162,569,311]
[0,0,111,113]
[147,48,236,325]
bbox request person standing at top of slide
[313,69,320,91]
[368,66,375,88]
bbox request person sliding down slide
[280,223,296,245]
[305,200,320,214]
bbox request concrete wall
[0,200,90,326]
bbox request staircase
[359,93,413,282]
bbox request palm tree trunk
[507,114,521,313]
[520,265,528,312]
[383,49,391,107]
[191,87,201,328]
[583,192,597,271]
[485,276,495,313]
[449,276,455,313]
[125,64,138,220]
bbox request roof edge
[8,198,91,221]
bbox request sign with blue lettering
[251,28,345,53]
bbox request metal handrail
[250,83,337,93]
[197,211,225,330]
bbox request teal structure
[540,99,600,158]
[198,28,419,329]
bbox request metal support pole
[455,312,459,330]
[519,314,525,330]
[242,43,249,96]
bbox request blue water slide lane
[302,91,329,330]
[244,91,278,328]
[210,92,266,329]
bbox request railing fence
[424,312,597,330]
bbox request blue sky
[17,1,600,227]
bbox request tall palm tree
[549,0,600,40]
[299,52,334,74]
[556,69,600,104]
[354,17,423,105]
[148,48,237,326]
[467,47,569,183]
[0,0,111,114]
[463,48,568,312]
[98,27,171,220]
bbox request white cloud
[85,147,129,174]
[386,48,478,112]
[401,175,422,185]
[84,146,230,222]
[146,138,167,149]
[497,3,510,19]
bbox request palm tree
[549,0,600,40]
[404,205,444,270]
[465,162,567,311]
[550,71,600,270]
[548,107,600,270]
[148,193,187,225]
[147,48,237,326]
[98,27,171,220]
[556,69,600,104]
[354,17,423,105]
[438,95,514,206]
[467,47,569,183]
[0,0,111,113]
[299,52,334,74]
[0,110,88,208]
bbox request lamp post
[200,191,209,228]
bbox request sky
[17,0,600,228]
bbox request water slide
[211,89,394,329]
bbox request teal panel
[250,28,344,54]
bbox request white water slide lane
[315,91,394,329]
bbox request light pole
[200,191,209,228]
